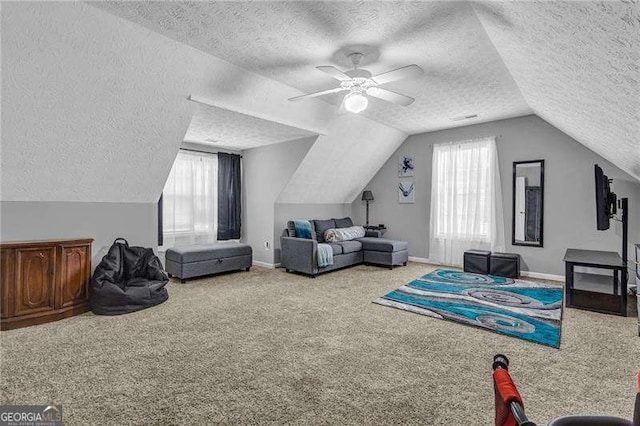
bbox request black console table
[563,248,628,316]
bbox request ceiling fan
[288,53,424,113]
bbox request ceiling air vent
[451,114,479,122]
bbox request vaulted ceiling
[471,1,640,180]
[1,2,334,202]
[94,0,640,181]
[95,1,532,134]
[2,1,638,206]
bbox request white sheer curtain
[162,150,218,247]
[429,137,505,266]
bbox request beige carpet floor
[1,263,638,425]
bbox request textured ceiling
[1,2,333,202]
[4,0,638,207]
[278,115,408,204]
[93,1,533,134]
[472,1,640,180]
[1,2,192,202]
[184,103,317,150]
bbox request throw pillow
[292,220,313,239]
[324,226,366,242]
[334,217,354,228]
[312,219,336,243]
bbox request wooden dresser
[1,238,93,330]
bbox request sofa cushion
[327,243,343,255]
[357,237,408,253]
[337,241,362,254]
[165,243,252,263]
[334,217,354,228]
[312,219,336,243]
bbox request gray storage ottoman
[165,243,252,283]
[464,249,491,275]
[358,237,409,269]
[490,252,520,279]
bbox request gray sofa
[280,217,408,277]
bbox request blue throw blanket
[317,243,334,268]
[293,219,313,239]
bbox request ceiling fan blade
[371,64,424,85]
[288,87,347,102]
[316,66,352,81]
[367,87,415,106]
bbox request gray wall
[242,136,354,266]
[241,137,317,265]
[273,203,351,264]
[351,115,640,276]
[0,201,157,271]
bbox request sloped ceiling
[277,115,407,204]
[3,1,637,207]
[472,1,640,180]
[93,0,639,183]
[1,2,334,202]
[184,103,317,150]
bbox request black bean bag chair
[90,238,169,315]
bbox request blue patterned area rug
[374,269,563,348]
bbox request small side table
[563,248,628,316]
[364,226,387,236]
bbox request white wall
[351,115,640,276]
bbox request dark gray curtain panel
[217,153,242,240]
[157,193,163,246]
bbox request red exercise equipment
[492,354,639,426]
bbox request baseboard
[407,256,565,282]
[408,256,433,264]
[252,260,280,269]
[521,271,565,282]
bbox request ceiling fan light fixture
[344,91,368,113]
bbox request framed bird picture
[399,181,415,203]
[398,155,414,177]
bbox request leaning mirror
[512,160,544,247]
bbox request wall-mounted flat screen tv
[594,164,616,231]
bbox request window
[161,150,218,247]
[429,137,505,266]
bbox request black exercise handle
[493,354,509,371]
[113,238,129,247]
